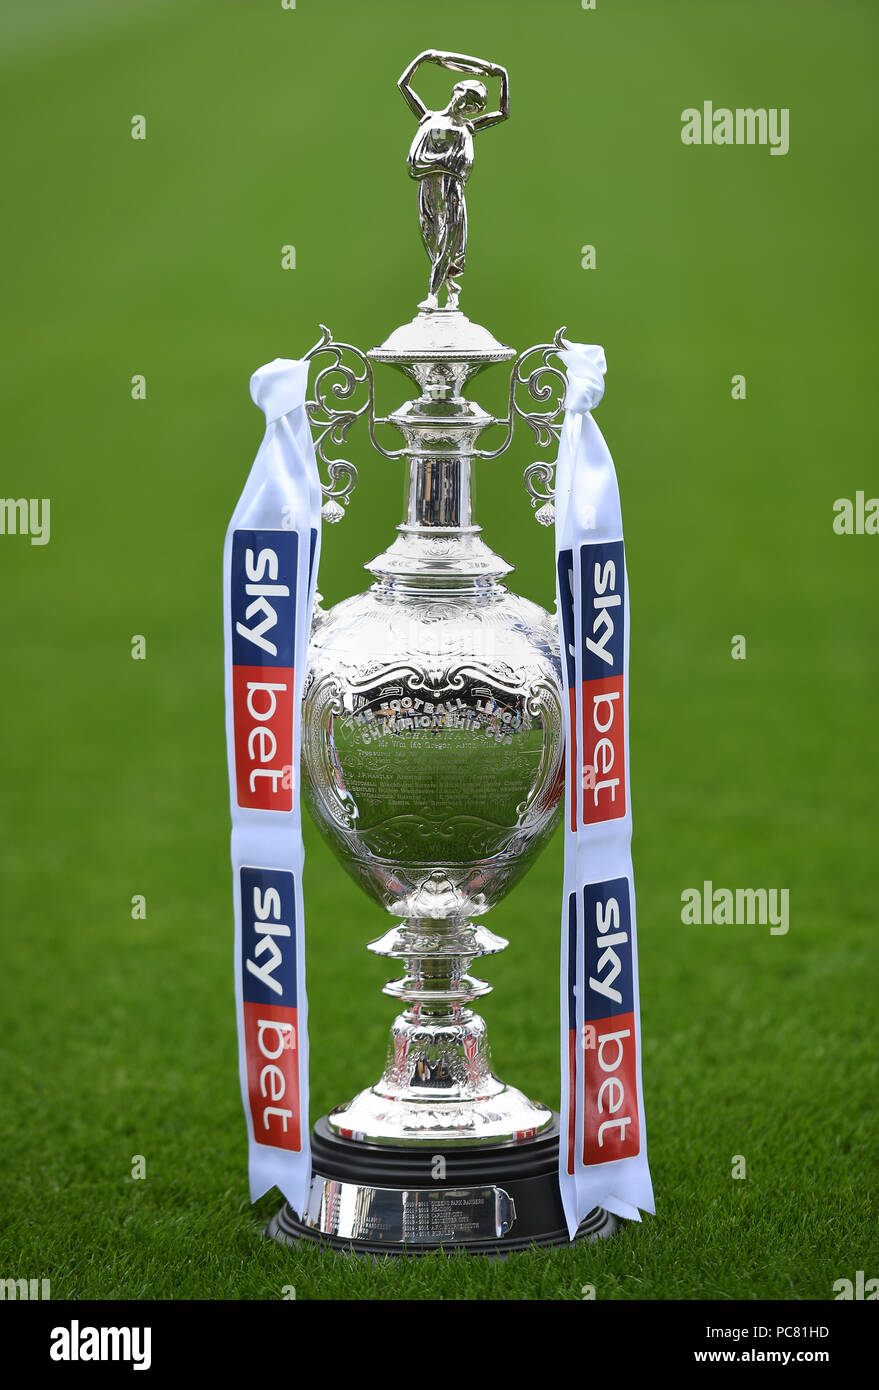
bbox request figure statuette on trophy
[399,49,510,311]
[229,48,644,1253]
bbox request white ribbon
[555,341,654,1237]
[223,357,321,1217]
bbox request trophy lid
[369,309,515,367]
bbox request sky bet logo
[581,877,640,1165]
[241,867,301,1152]
[580,540,626,825]
[231,530,297,811]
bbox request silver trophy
[267,50,616,1251]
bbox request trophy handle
[304,326,406,521]
[473,328,568,525]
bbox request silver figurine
[399,50,509,311]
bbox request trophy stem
[376,917,500,1009]
[323,917,552,1147]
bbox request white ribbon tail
[223,358,321,1218]
[556,342,654,1239]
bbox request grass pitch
[0,0,876,1300]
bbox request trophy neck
[366,453,512,592]
[405,455,473,529]
[365,310,517,592]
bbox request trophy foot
[327,1079,553,1146]
[265,1115,618,1256]
[330,916,552,1146]
[269,919,606,1253]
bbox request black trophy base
[264,1114,619,1256]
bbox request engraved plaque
[302,1177,517,1243]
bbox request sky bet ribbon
[223,358,321,1217]
[555,342,655,1236]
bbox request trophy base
[264,1115,618,1256]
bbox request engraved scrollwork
[303,325,371,521]
[515,679,564,823]
[522,461,557,528]
[513,327,569,525]
[511,327,569,448]
[301,670,359,830]
[303,326,406,522]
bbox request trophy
[251,50,621,1253]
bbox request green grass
[0,0,876,1299]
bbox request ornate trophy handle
[303,326,404,523]
[474,327,568,525]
